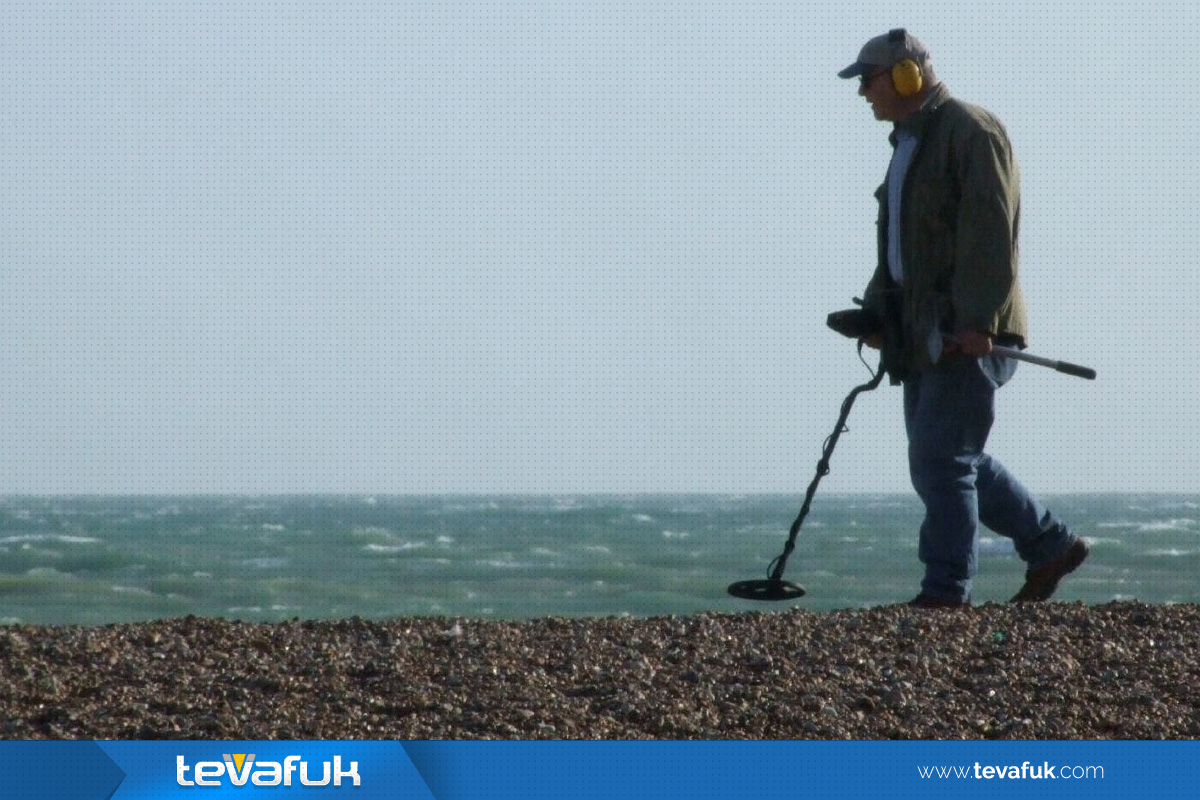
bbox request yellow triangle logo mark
[231,754,246,772]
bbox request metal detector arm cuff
[826,308,883,340]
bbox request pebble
[2,601,1199,739]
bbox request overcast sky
[1,1,1196,494]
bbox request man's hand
[862,333,884,350]
[948,329,993,357]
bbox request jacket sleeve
[951,125,1020,336]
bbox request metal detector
[727,309,1096,602]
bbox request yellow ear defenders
[888,29,924,97]
[891,58,923,97]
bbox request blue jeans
[903,353,1072,601]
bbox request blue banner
[1,741,1198,799]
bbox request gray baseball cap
[838,29,931,78]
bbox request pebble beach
[2,601,1197,740]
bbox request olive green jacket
[862,83,1027,382]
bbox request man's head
[838,29,937,122]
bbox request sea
[1,494,1197,626]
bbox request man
[838,30,1088,607]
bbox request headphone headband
[888,28,913,61]
[885,28,923,97]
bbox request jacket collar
[889,83,951,144]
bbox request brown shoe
[1010,538,1089,603]
[908,593,971,609]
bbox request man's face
[858,67,903,122]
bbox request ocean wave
[978,536,1017,555]
[1139,519,1197,532]
[24,567,74,579]
[1098,518,1196,532]
[476,558,537,570]
[239,557,288,569]
[0,534,101,545]
[111,585,154,596]
[363,542,428,553]
[351,526,396,539]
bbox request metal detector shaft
[727,360,884,601]
[764,365,884,584]
[991,345,1096,380]
[942,335,1095,380]
[728,339,885,601]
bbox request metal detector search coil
[727,579,806,601]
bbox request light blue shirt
[886,126,918,285]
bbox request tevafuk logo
[225,754,255,785]
[176,753,361,787]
